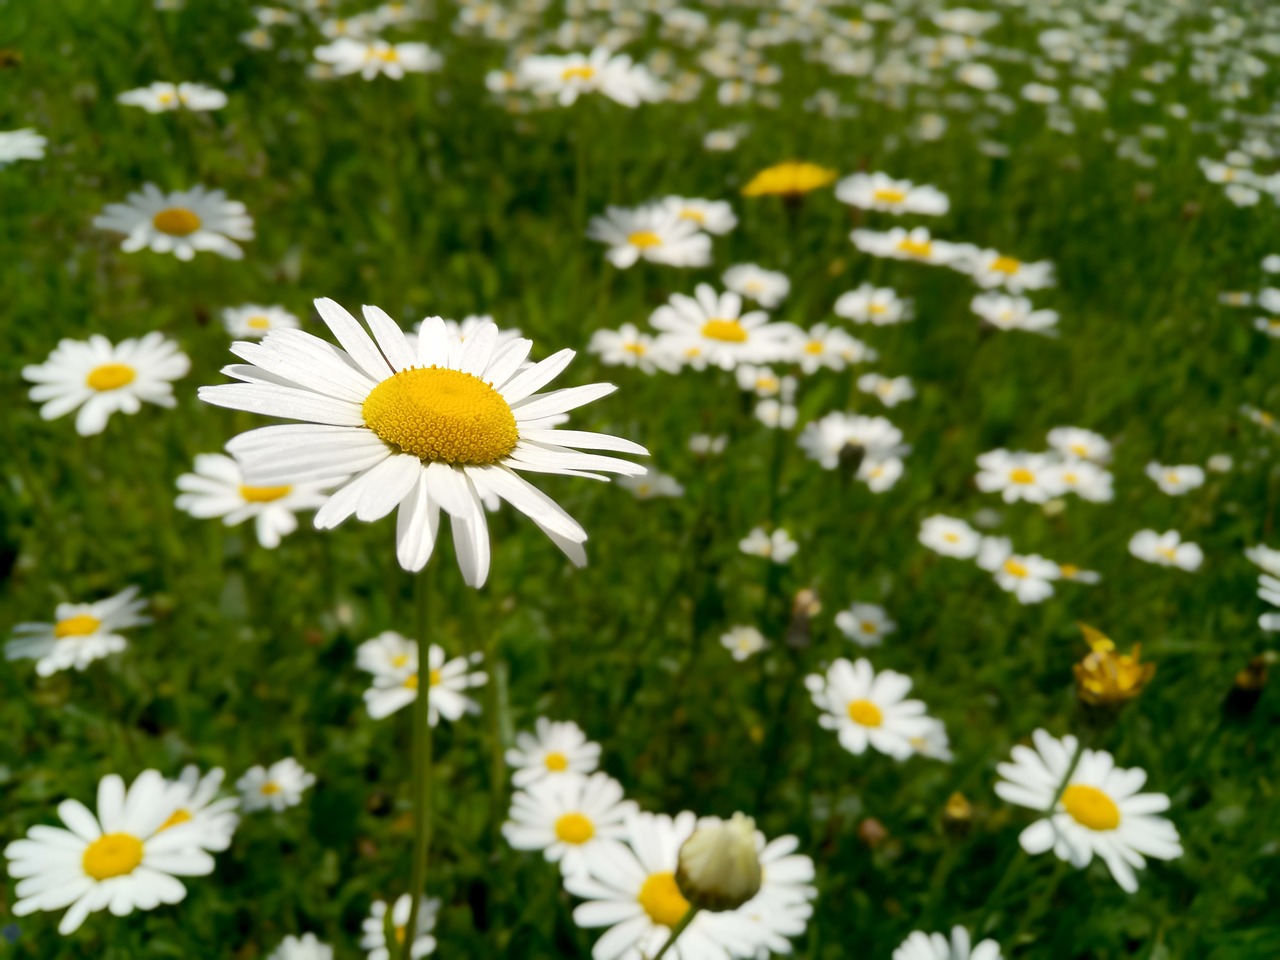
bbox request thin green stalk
[402,569,435,960]
[650,907,700,960]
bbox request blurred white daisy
[793,324,873,374]
[893,926,1002,960]
[1128,530,1202,571]
[650,284,800,371]
[94,184,253,260]
[739,527,798,563]
[618,467,685,499]
[223,304,301,339]
[977,537,1060,604]
[117,81,228,112]
[1145,462,1205,496]
[589,323,679,374]
[361,894,439,960]
[6,586,149,677]
[200,299,647,587]
[834,602,896,647]
[975,450,1064,504]
[516,47,662,107]
[237,758,315,813]
[176,453,330,548]
[805,657,935,760]
[505,718,601,788]
[23,332,190,435]
[963,250,1055,292]
[360,637,487,725]
[314,38,442,80]
[721,625,767,661]
[1046,426,1111,463]
[730,832,817,957]
[919,515,982,559]
[503,772,638,878]
[4,770,214,934]
[851,227,972,267]
[160,766,240,853]
[970,293,1058,334]
[834,283,911,325]
[723,264,790,308]
[836,172,949,215]
[662,196,737,234]
[268,934,333,960]
[588,204,711,269]
[857,373,915,408]
[0,128,47,166]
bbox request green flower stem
[651,907,700,960]
[402,568,435,960]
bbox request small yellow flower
[741,161,838,198]
[1073,623,1155,706]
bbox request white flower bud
[675,813,762,911]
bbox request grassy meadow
[2,0,1279,957]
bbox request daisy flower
[722,264,790,308]
[859,456,905,493]
[4,770,215,934]
[517,47,662,107]
[805,658,935,760]
[834,602,896,647]
[1046,426,1111,463]
[94,184,253,260]
[857,373,915,408]
[1128,530,1202,571]
[977,537,1060,604]
[505,718,601,788]
[223,304,301,339]
[268,934,333,960]
[851,227,972,267]
[970,293,1058,334]
[662,196,737,234]
[739,527,798,563]
[313,38,442,80]
[730,832,817,957]
[565,811,752,960]
[755,398,798,431]
[503,772,638,878]
[892,926,1002,960]
[117,81,228,112]
[176,453,331,548]
[160,767,240,853]
[237,758,315,813]
[834,283,912,325]
[1051,460,1114,502]
[618,467,685,499]
[1245,543,1280,578]
[741,161,838,198]
[199,299,647,587]
[963,250,1055,292]
[6,586,149,677]
[587,204,712,269]
[0,128,47,166]
[793,324,873,373]
[995,729,1183,892]
[589,324,679,374]
[1145,462,1205,496]
[835,172,949,215]
[975,450,1065,504]
[918,515,982,559]
[720,625,767,661]
[361,639,488,724]
[649,285,801,370]
[23,332,190,436]
[798,412,906,470]
[361,895,439,960]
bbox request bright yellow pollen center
[1164,471,1180,484]
[404,673,419,690]
[872,187,908,204]
[562,65,595,81]
[846,698,883,727]
[392,654,409,668]
[86,363,136,391]
[375,47,399,62]
[429,668,442,686]
[804,340,825,354]
[1003,558,1029,578]
[1060,564,1079,578]
[637,871,690,927]
[1009,467,1036,484]
[158,92,175,104]
[247,316,272,330]
[868,303,888,314]
[680,208,706,224]
[55,614,102,639]
[628,230,662,249]
[82,832,144,880]
[544,751,569,771]
[152,207,202,236]
[860,621,878,634]
[394,925,406,944]
[943,532,959,542]
[701,319,748,343]
[897,238,932,258]
[991,255,1021,274]
[1070,443,1089,457]
[1157,546,1178,561]
[361,367,518,465]
[623,342,647,355]
[554,812,596,844]
[157,808,192,832]
[239,484,292,503]
[1062,784,1121,831]
[261,781,281,795]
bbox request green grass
[2,0,1279,957]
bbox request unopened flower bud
[676,813,762,912]
[1224,653,1272,720]
[857,817,888,849]
[942,792,973,837]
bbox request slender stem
[402,570,435,960]
[650,907,699,960]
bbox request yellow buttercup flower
[741,161,838,198]
[1073,623,1155,706]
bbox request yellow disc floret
[554,812,596,844]
[846,699,883,727]
[637,871,691,927]
[544,751,569,771]
[701,319,748,343]
[82,832,144,881]
[362,367,519,465]
[239,484,293,503]
[1061,784,1121,831]
[86,363,136,392]
[55,614,102,639]
[152,207,202,236]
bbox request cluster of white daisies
[500,718,818,959]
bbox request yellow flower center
[627,230,662,249]
[623,341,648,356]
[872,187,908,204]
[846,698,883,727]
[553,812,596,844]
[394,924,406,944]
[85,363,136,392]
[261,781,281,795]
[392,654,409,668]
[82,832,144,881]
[1164,471,1180,484]
[896,238,933,258]
[679,208,706,224]
[1070,443,1089,457]
[1003,558,1028,578]
[152,207,203,236]
[637,871,690,927]
[246,315,272,330]
[1059,563,1079,578]
[990,255,1021,274]
[157,808,192,832]
[374,47,399,62]
[544,751,569,771]
[1061,784,1121,831]
[701,319,748,343]
[429,668,442,686]
[1157,546,1178,561]
[1009,467,1036,484]
[804,340,825,355]
[54,614,102,639]
[562,65,595,81]
[158,91,175,105]
[239,484,292,503]
[860,621,878,635]
[867,303,888,314]
[361,367,519,465]
[943,532,959,543]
